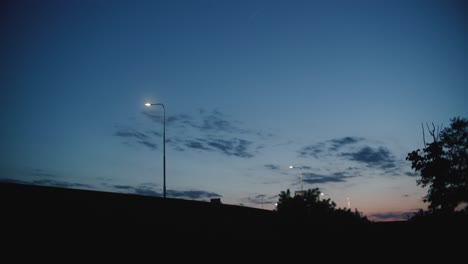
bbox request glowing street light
[317,192,330,202]
[145,102,166,198]
[289,165,304,191]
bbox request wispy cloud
[328,137,364,151]
[121,108,264,158]
[2,171,91,190]
[112,183,160,196]
[298,143,325,158]
[143,108,253,135]
[114,128,158,150]
[205,138,253,158]
[134,186,160,196]
[302,172,352,184]
[150,131,162,137]
[143,109,246,134]
[243,194,277,205]
[114,129,149,140]
[31,169,58,178]
[185,140,211,151]
[142,111,195,127]
[138,140,158,150]
[113,185,134,190]
[167,114,194,126]
[167,190,221,199]
[264,164,280,170]
[199,111,247,134]
[1,178,91,189]
[0,178,30,185]
[298,137,364,157]
[183,137,255,158]
[369,211,414,221]
[298,138,410,180]
[31,179,92,189]
[404,172,419,177]
[110,184,220,199]
[341,146,396,169]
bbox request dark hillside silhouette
[1,182,276,241]
[2,182,467,245]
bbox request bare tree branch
[422,123,426,146]
[425,122,438,142]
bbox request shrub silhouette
[276,188,369,226]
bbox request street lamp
[289,165,304,192]
[145,102,166,198]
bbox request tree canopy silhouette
[276,188,368,225]
[406,117,468,213]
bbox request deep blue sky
[2,0,467,221]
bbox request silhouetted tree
[276,188,369,225]
[406,117,468,213]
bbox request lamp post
[145,102,166,198]
[289,165,304,192]
[319,192,325,201]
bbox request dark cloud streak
[111,184,220,199]
[31,169,58,178]
[243,194,276,205]
[328,137,363,151]
[199,112,247,134]
[31,179,92,189]
[134,188,160,196]
[114,129,149,140]
[370,211,412,221]
[0,178,92,189]
[167,190,221,199]
[0,178,31,185]
[138,140,158,150]
[341,146,396,169]
[114,128,158,150]
[301,172,354,184]
[298,143,325,158]
[405,172,419,177]
[185,140,211,151]
[183,138,254,158]
[113,185,133,190]
[264,164,280,170]
[205,138,253,158]
[135,109,262,157]
[298,137,364,157]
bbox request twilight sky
[1,0,467,221]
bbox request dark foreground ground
[2,182,467,246]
